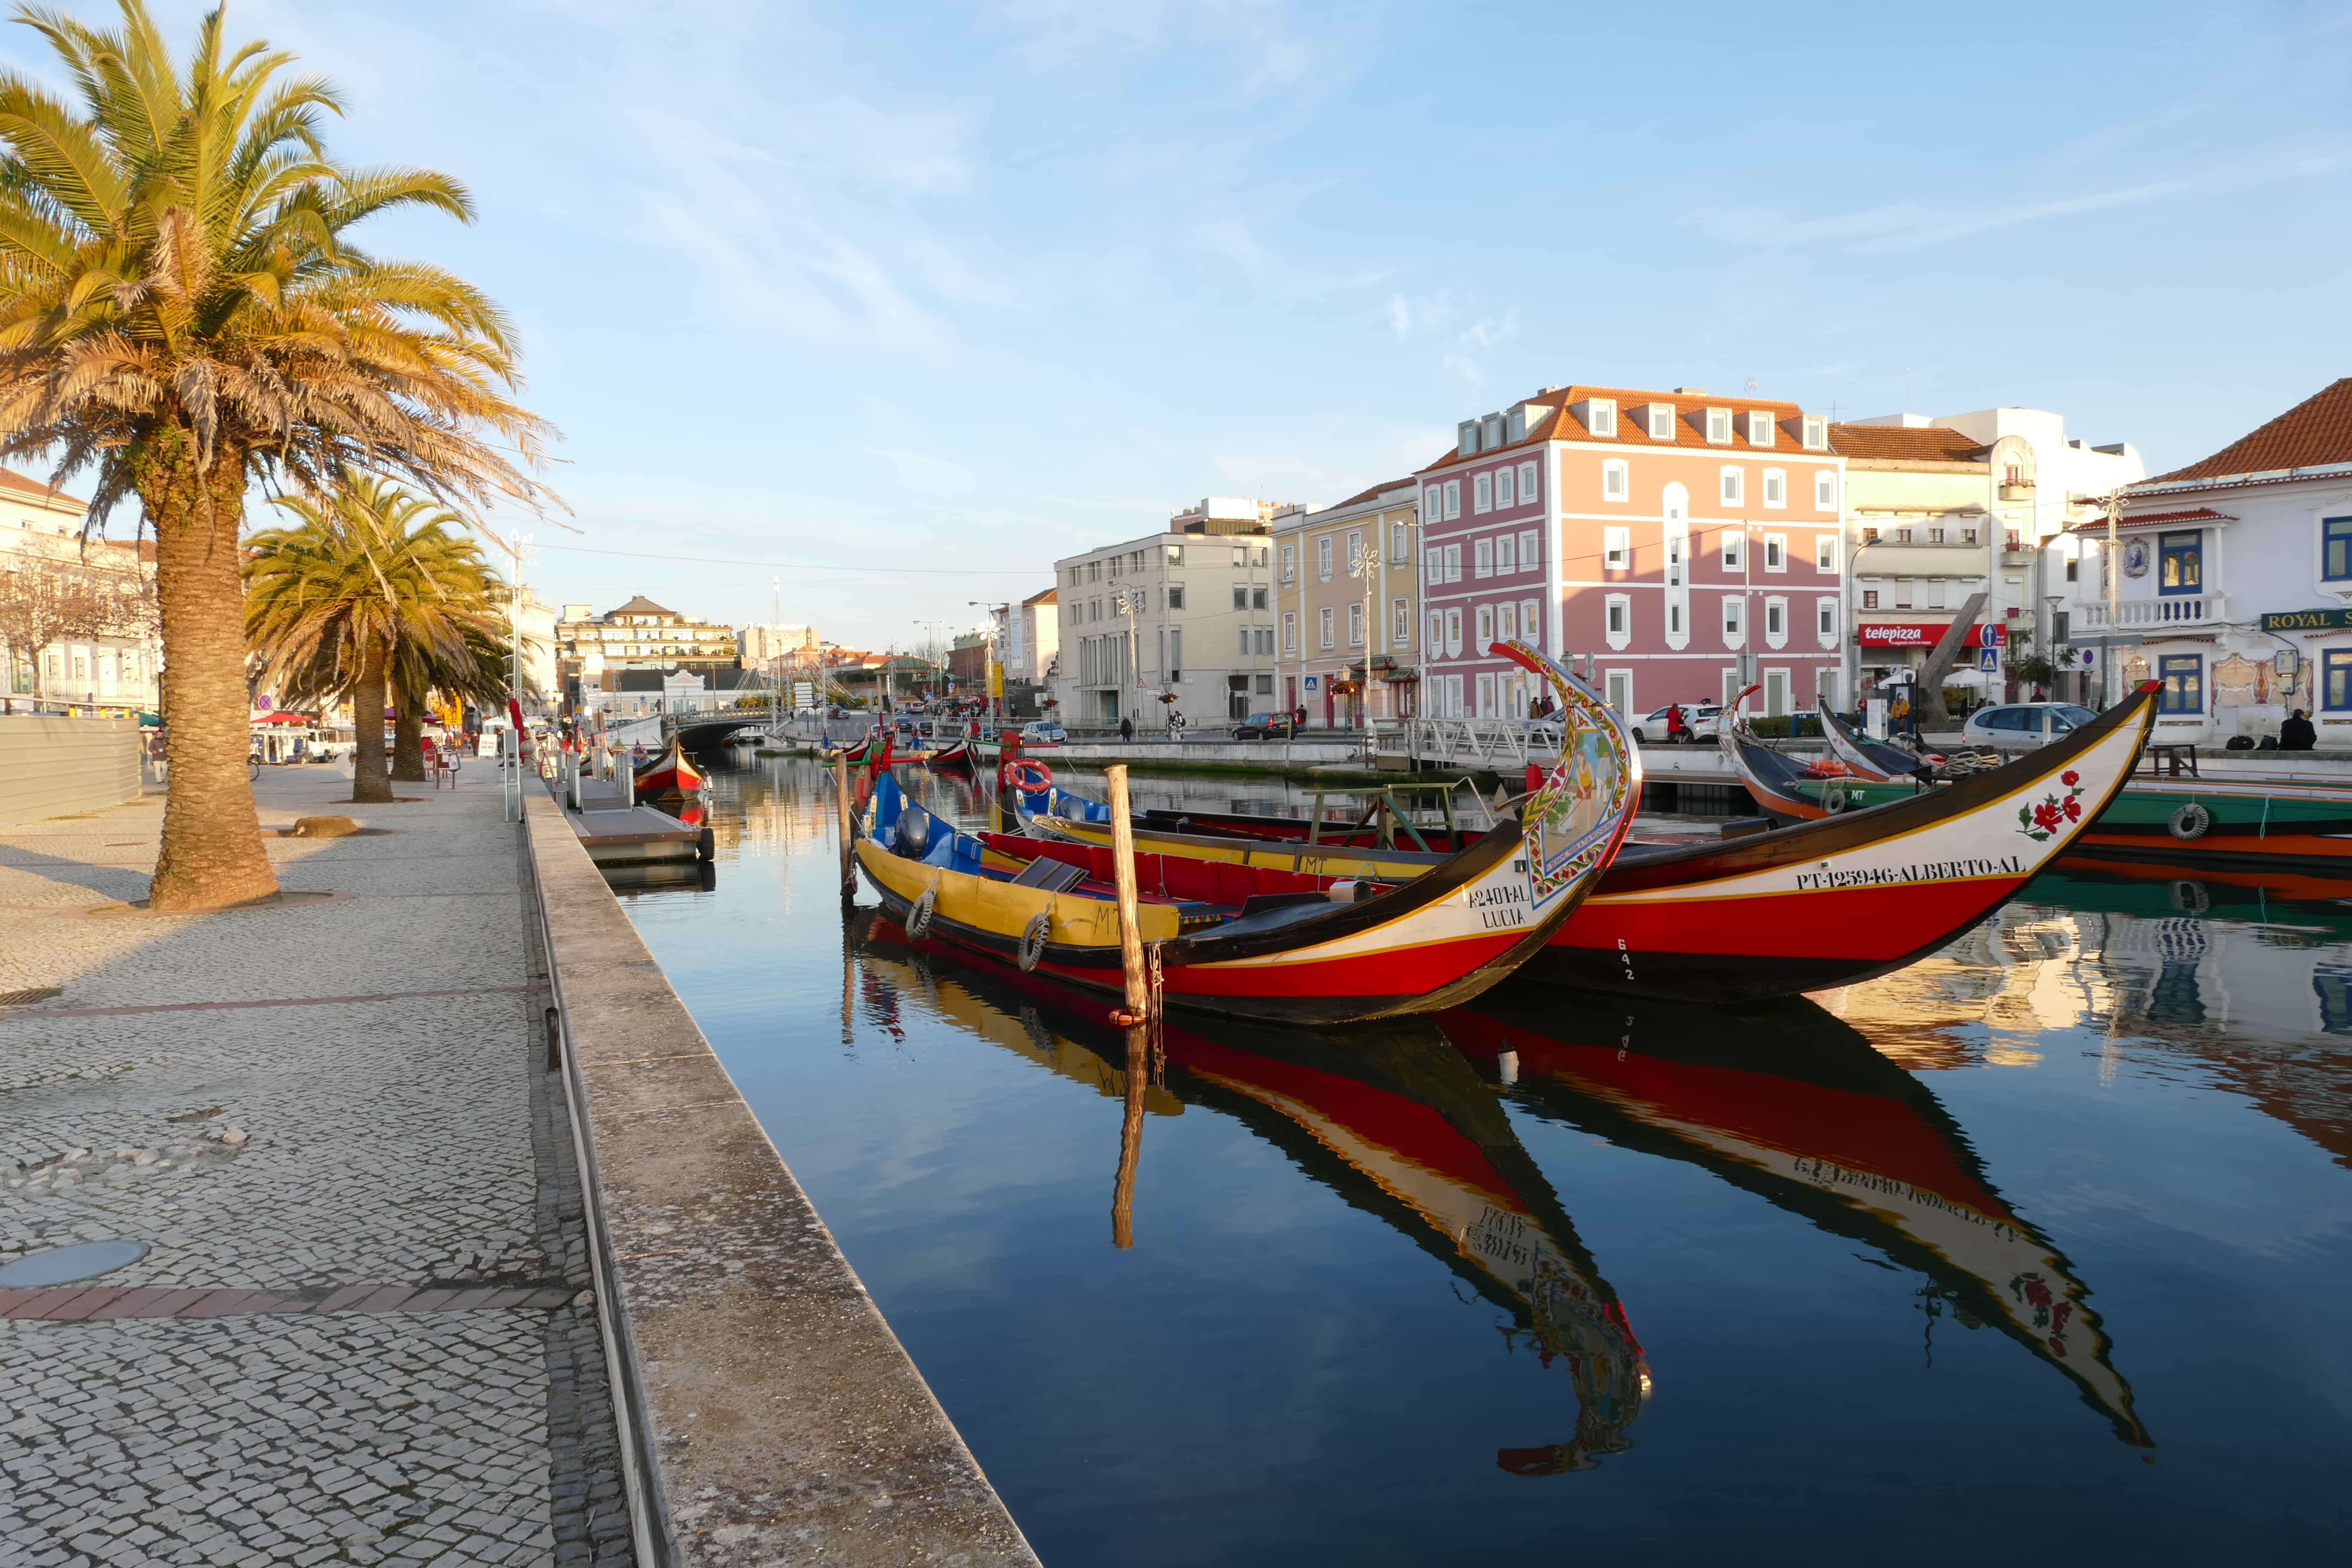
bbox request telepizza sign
[1856,622,2006,649]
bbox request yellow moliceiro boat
[854,640,1642,1026]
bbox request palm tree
[244,471,508,805]
[0,2,551,906]
[389,592,512,782]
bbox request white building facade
[0,470,158,715]
[2064,378,2352,745]
[1050,499,1279,728]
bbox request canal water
[619,751,2349,1565]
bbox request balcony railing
[2075,592,2225,632]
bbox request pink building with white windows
[1417,384,1848,723]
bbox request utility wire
[534,542,1040,576]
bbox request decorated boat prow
[631,739,704,800]
[854,639,1641,1024]
[1816,697,1932,782]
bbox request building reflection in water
[1813,861,2352,1169]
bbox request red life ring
[1002,758,1053,793]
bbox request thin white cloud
[1711,147,2352,251]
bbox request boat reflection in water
[859,916,1654,1475]
[1439,990,2152,1449]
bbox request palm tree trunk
[391,682,425,782]
[134,433,278,910]
[351,642,394,803]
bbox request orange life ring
[1003,758,1053,793]
[1804,759,1853,778]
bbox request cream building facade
[1050,499,1280,729]
[0,470,158,715]
[1271,479,1419,727]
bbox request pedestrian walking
[1119,716,1134,743]
[1665,704,1687,743]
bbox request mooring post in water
[836,753,855,902]
[1105,764,1151,1024]
[1112,1025,1147,1249]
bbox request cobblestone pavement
[0,767,633,1567]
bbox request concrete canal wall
[522,790,1040,1565]
[0,715,141,827]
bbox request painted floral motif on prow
[2018,769,2084,844]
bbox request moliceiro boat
[854,641,1641,1024]
[1797,695,2352,871]
[1017,682,2162,1004]
[630,740,704,801]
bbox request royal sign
[1856,622,2006,649]
[2260,607,2352,634]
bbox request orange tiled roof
[0,466,86,508]
[1417,384,1818,474]
[1828,423,1988,463]
[1023,587,1058,606]
[2144,378,2352,484]
[2065,507,2234,534]
[1331,476,1417,508]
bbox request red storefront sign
[1856,621,2006,649]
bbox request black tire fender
[1019,912,1050,971]
[2168,802,2211,841]
[907,883,938,939]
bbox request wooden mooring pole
[1104,764,1150,1025]
[836,753,855,904]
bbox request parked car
[1629,703,1722,744]
[1960,702,2099,746]
[1232,712,1300,741]
[1019,719,1067,743]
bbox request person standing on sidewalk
[1119,716,1133,743]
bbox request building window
[2326,649,2352,710]
[1763,534,1785,571]
[1589,399,1617,436]
[1424,486,1443,523]
[1444,480,1461,519]
[1648,404,1675,440]
[1445,608,1463,656]
[1318,607,1335,649]
[1444,544,1462,582]
[1390,521,1409,562]
[1495,466,1516,508]
[1317,537,1333,581]
[1817,598,1837,639]
[1257,627,1273,655]
[1604,527,1630,570]
[1603,459,1629,501]
[1721,531,1743,571]
[1519,461,1538,505]
[1518,529,1538,571]
[1473,473,1493,513]
[2325,517,2352,580]
[1280,543,1296,582]
[1723,597,1744,640]
[1815,470,1838,511]
[1427,611,1443,652]
[1764,597,1786,640]
[1748,412,1773,447]
[1345,530,1363,576]
[1498,601,1517,640]
[1707,408,1733,444]
[1720,467,1744,506]
[2159,653,2203,713]
[1605,594,1630,645]
[2159,530,2202,595]
[1522,599,1540,644]
[1476,604,1494,650]
[1803,416,1827,450]
[1168,585,1185,610]
[1393,598,1409,643]
[1669,602,1682,633]
[1348,603,1365,647]
[1816,534,1838,572]
[1486,532,1511,573]
[1470,538,1490,578]
[1762,469,1785,508]
[1230,585,1247,610]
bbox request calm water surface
[617,752,2351,1565]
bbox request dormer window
[1707,408,1733,444]
[1802,416,1827,450]
[1586,399,1616,437]
[1747,412,1773,447]
[1648,404,1675,441]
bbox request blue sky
[19,1,2352,650]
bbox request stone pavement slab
[0,766,632,1567]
